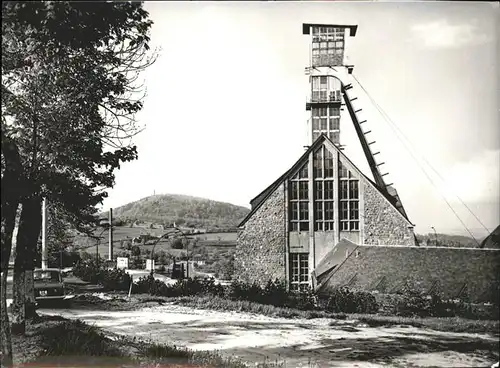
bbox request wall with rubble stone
[318,245,500,303]
[234,184,286,286]
[363,182,415,246]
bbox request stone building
[235,134,415,290]
[234,23,417,290]
[234,24,500,300]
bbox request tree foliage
[171,238,184,250]
[2,1,157,233]
[1,0,157,347]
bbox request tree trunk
[25,270,36,320]
[1,135,23,367]
[1,267,14,368]
[10,269,25,335]
[0,209,16,367]
[23,198,41,320]
[12,197,42,334]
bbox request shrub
[100,268,132,291]
[73,258,131,291]
[134,276,379,315]
[135,273,166,295]
[261,279,289,307]
[171,238,184,250]
[130,256,143,270]
[73,258,102,284]
[131,245,141,256]
[395,281,431,317]
[134,275,225,298]
[387,280,491,319]
[318,287,378,314]
[226,279,316,311]
[227,279,262,303]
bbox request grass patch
[21,315,283,368]
[138,340,283,368]
[331,314,500,334]
[38,319,124,357]
[139,341,190,359]
[168,295,347,320]
[137,341,250,367]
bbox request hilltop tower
[303,23,357,146]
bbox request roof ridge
[239,135,327,227]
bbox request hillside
[101,194,250,228]
[415,233,482,248]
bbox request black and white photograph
[1,1,499,367]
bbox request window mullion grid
[290,253,309,291]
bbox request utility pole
[41,198,48,270]
[96,239,99,266]
[108,208,113,261]
[186,237,189,279]
[431,226,438,246]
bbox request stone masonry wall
[235,184,286,286]
[363,182,415,246]
[319,245,500,303]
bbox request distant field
[76,228,237,249]
[78,228,237,261]
[82,241,232,259]
[191,232,237,241]
[83,227,237,241]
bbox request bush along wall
[375,280,499,320]
[133,276,378,314]
[134,276,496,319]
[73,258,131,291]
[75,263,495,319]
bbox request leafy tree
[131,245,141,257]
[1,0,156,343]
[171,238,184,250]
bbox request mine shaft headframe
[302,23,358,36]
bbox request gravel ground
[36,300,499,368]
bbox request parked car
[34,268,72,305]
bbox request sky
[101,1,499,239]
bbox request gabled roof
[239,134,412,227]
[481,225,500,249]
[323,138,412,224]
[240,136,327,227]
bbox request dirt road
[38,304,499,368]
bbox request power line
[351,74,484,246]
[354,76,490,235]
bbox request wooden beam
[342,85,386,189]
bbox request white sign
[146,259,155,271]
[117,257,129,269]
